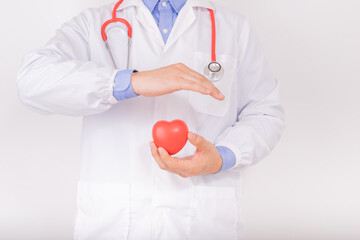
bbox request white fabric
[17,0,285,239]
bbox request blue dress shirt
[112,0,236,172]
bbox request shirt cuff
[113,69,139,101]
[216,146,236,172]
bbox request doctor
[17,0,284,239]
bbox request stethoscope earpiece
[204,62,224,82]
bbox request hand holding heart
[150,131,223,178]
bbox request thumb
[188,132,208,150]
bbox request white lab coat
[17,0,285,239]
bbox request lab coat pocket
[189,52,237,117]
[189,186,238,240]
[74,182,130,240]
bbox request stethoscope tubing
[208,9,216,62]
[101,0,221,80]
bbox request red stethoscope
[101,0,224,81]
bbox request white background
[1,0,359,239]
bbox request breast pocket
[188,52,238,117]
[74,182,130,240]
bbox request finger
[175,64,224,100]
[208,86,225,101]
[150,143,188,176]
[158,147,189,172]
[176,65,214,95]
[149,142,168,170]
[180,80,212,95]
[187,132,209,151]
[182,69,225,101]
[189,69,224,97]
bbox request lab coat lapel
[163,2,196,53]
[136,5,165,49]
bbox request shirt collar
[169,0,187,13]
[142,0,187,13]
[116,0,214,12]
[142,0,158,12]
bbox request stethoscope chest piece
[204,62,224,82]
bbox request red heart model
[152,120,189,155]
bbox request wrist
[130,71,141,95]
[215,151,223,173]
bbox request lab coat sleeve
[214,19,285,168]
[17,11,118,116]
